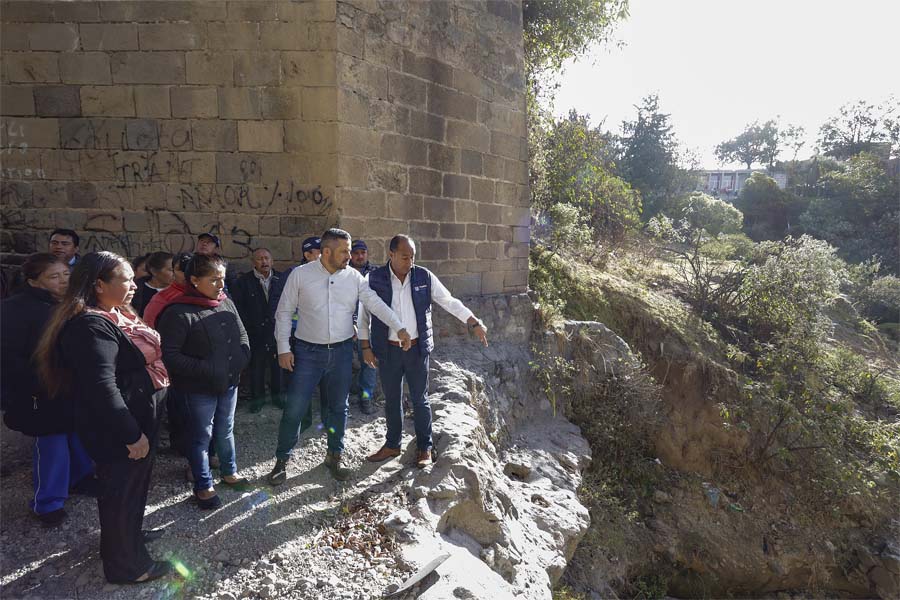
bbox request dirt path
[1,403,422,600]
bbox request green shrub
[700,232,755,260]
[545,202,594,256]
[857,275,900,324]
[741,235,845,341]
[681,191,744,235]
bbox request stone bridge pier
[1,0,529,296]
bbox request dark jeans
[249,344,282,405]
[165,388,186,455]
[379,345,431,451]
[289,337,326,429]
[184,387,238,492]
[96,449,155,582]
[276,339,353,460]
[356,340,377,398]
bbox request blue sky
[553,0,900,168]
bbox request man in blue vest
[359,234,488,469]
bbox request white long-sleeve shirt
[358,266,474,342]
[275,259,405,354]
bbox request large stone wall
[0,0,529,294]
[332,0,529,294]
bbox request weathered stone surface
[1,0,528,295]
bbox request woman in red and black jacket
[35,252,172,584]
[157,254,251,510]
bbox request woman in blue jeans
[157,254,250,509]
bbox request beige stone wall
[332,0,529,294]
[1,0,529,294]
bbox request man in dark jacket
[350,240,378,413]
[232,248,287,412]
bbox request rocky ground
[1,326,591,600]
[1,396,424,600]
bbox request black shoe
[116,560,173,584]
[267,459,288,486]
[71,475,102,498]
[193,493,222,510]
[248,402,263,414]
[142,527,166,543]
[37,508,67,527]
[273,394,286,409]
[359,398,375,415]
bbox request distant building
[698,169,786,199]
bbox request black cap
[302,237,321,252]
[198,232,220,247]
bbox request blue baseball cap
[351,240,368,252]
[302,237,321,252]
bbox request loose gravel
[1,402,427,600]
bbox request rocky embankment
[1,295,595,600]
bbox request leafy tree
[538,111,641,246]
[716,119,804,169]
[798,152,900,272]
[735,173,807,241]
[681,192,744,236]
[716,121,767,169]
[523,0,630,76]
[818,97,899,160]
[617,94,694,218]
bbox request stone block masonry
[1,0,529,296]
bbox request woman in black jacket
[131,251,173,317]
[1,253,96,527]
[35,252,172,584]
[157,254,251,509]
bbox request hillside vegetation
[530,235,899,598]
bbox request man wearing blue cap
[301,236,321,264]
[350,240,378,414]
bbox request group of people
[0,226,488,584]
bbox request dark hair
[35,251,133,398]
[50,228,79,247]
[21,252,66,282]
[185,253,226,281]
[172,252,192,272]
[321,228,351,250]
[145,251,173,279]
[389,235,416,252]
[132,253,150,270]
[252,247,272,256]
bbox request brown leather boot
[366,445,401,463]
[323,451,351,481]
[416,449,432,469]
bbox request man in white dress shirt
[268,229,411,483]
[358,235,488,469]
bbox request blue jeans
[379,345,431,451]
[356,340,377,398]
[276,339,353,460]
[185,387,238,492]
[31,433,94,514]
